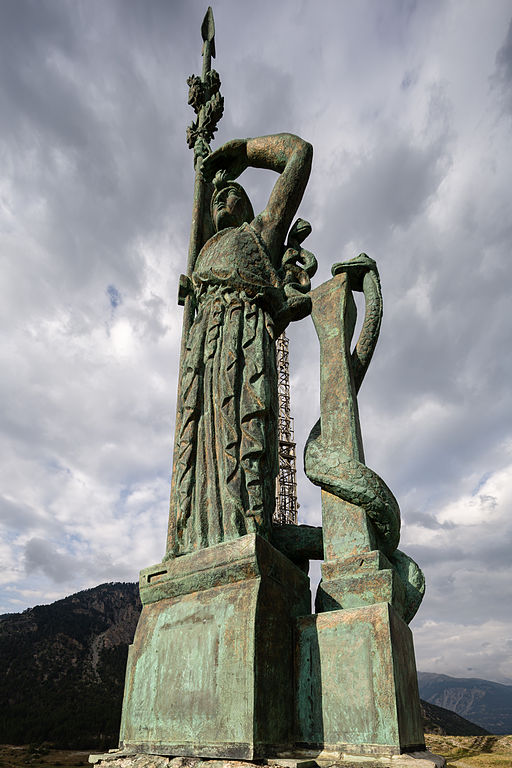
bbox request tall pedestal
[295,601,425,757]
[301,491,425,757]
[119,534,310,760]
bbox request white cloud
[414,619,512,684]
[433,458,512,527]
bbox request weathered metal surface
[271,523,323,565]
[316,550,407,616]
[318,491,378,564]
[322,549,393,580]
[295,603,425,754]
[116,11,437,766]
[120,534,310,759]
[167,8,316,562]
[140,534,270,606]
[303,266,424,623]
[316,565,406,616]
[166,131,314,559]
[169,7,220,572]
[304,268,400,557]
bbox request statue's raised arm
[202,133,313,264]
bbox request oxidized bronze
[116,8,439,765]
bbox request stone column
[296,269,424,755]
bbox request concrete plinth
[119,534,311,760]
[295,602,424,756]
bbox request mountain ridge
[418,670,512,734]
[418,671,512,688]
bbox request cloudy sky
[1,0,511,685]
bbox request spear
[167,8,223,551]
[185,8,220,273]
[178,6,223,328]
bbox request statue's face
[212,185,245,231]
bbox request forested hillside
[0,582,140,749]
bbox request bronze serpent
[304,254,424,623]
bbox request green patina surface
[116,8,432,764]
[166,128,315,560]
[292,254,427,752]
[120,534,310,759]
[304,265,425,625]
[295,603,425,753]
[304,266,400,557]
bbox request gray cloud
[0,497,42,531]
[326,134,451,247]
[492,16,512,112]
[24,537,78,584]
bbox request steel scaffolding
[274,330,298,525]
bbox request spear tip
[201,7,216,57]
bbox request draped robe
[171,222,283,556]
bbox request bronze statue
[168,134,316,556]
[118,11,438,763]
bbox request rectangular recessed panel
[121,580,257,749]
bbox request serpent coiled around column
[304,254,425,622]
[305,417,401,556]
[305,254,401,555]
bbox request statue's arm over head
[202,133,312,261]
[245,134,312,253]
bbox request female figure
[167,134,314,557]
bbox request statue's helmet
[210,171,254,227]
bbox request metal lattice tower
[274,330,298,525]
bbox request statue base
[316,549,407,617]
[295,601,424,755]
[119,534,311,760]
